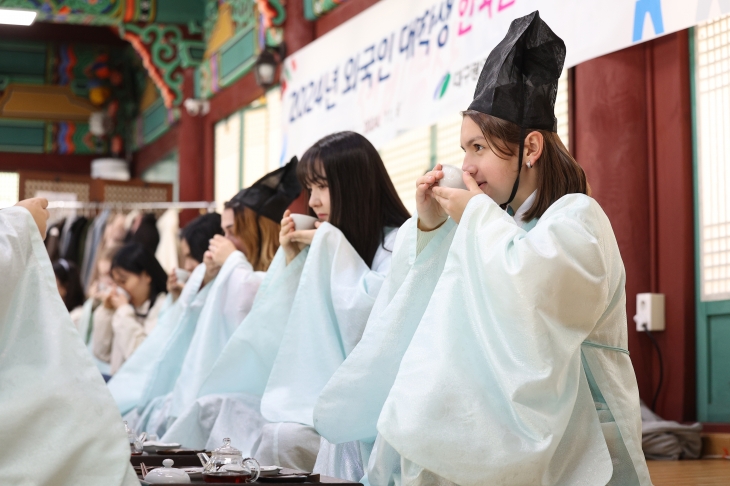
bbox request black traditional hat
[230,156,302,222]
[468,11,565,204]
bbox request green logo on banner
[434,73,451,100]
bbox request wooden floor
[648,460,730,485]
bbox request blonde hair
[232,206,280,271]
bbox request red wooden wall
[574,31,696,422]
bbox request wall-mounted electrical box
[633,293,665,332]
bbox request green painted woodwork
[70,78,89,97]
[0,0,123,25]
[180,40,206,68]
[0,0,205,26]
[0,42,46,79]
[219,28,256,84]
[0,119,45,153]
[141,98,171,145]
[120,23,188,107]
[690,27,730,423]
[131,95,180,151]
[708,312,730,421]
[157,0,205,25]
[0,39,143,156]
[202,0,258,45]
[303,0,346,21]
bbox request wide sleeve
[219,252,262,332]
[0,208,34,321]
[377,193,617,485]
[196,247,308,398]
[261,224,393,426]
[314,216,457,444]
[0,207,139,485]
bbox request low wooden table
[132,453,362,485]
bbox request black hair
[110,243,167,312]
[180,213,223,264]
[297,131,410,267]
[52,259,85,311]
[129,213,160,256]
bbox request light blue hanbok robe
[161,247,305,452]
[0,207,138,486]
[130,252,263,437]
[313,193,538,483]
[255,224,397,471]
[107,272,199,416]
[312,216,457,482]
[122,264,212,433]
[165,223,397,466]
[372,194,651,486]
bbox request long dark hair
[53,259,85,311]
[463,111,587,221]
[297,131,410,267]
[111,243,167,311]
[180,213,223,264]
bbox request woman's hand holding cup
[416,164,449,231]
[103,285,129,310]
[280,210,320,264]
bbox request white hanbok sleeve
[194,246,309,399]
[0,207,137,486]
[219,252,263,331]
[261,223,394,426]
[167,251,265,418]
[314,216,457,444]
[378,194,622,486]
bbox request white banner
[282,0,729,159]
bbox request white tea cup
[175,268,191,284]
[115,287,131,301]
[290,214,318,230]
[438,164,468,190]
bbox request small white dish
[175,268,191,284]
[438,164,468,190]
[260,465,282,477]
[290,214,318,230]
[143,441,181,452]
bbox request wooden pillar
[284,0,315,54]
[649,31,696,422]
[178,68,206,225]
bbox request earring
[526,160,532,168]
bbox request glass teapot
[123,420,146,454]
[199,438,260,483]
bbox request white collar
[513,190,537,229]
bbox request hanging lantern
[254,48,278,89]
